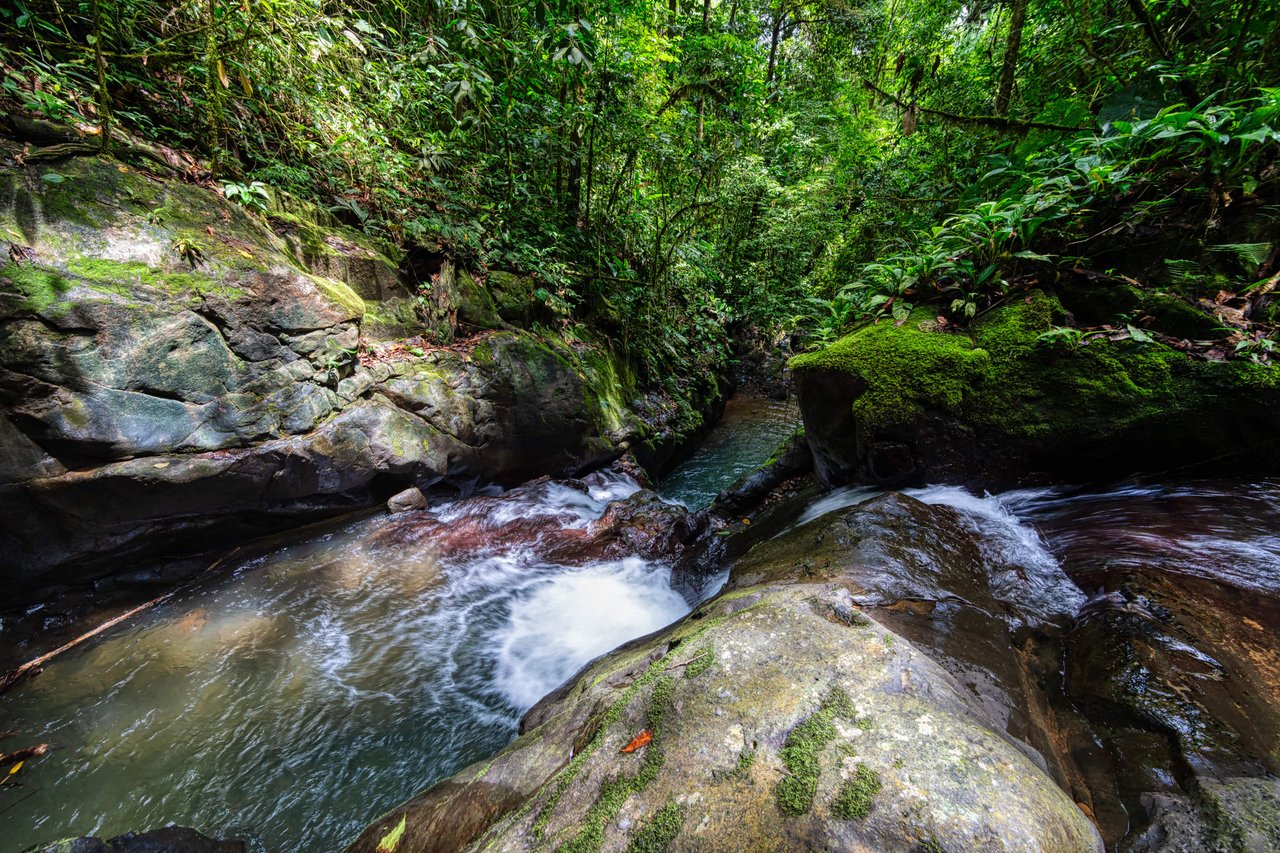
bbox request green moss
[2,262,72,313]
[309,274,366,318]
[684,645,715,679]
[525,604,766,849]
[793,289,1280,470]
[789,311,992,427]
[831,764,881,820]
[61,256,246,302]
[775,687,857,816]
[625,801,685,853]
[557,675,676,853]
[1139,291,1222,339]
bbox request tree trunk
[766,4,786,87]
[90,0,111,153]
[994,0,1028,115]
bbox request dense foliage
[3,0,1278,371]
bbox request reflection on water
[659,395,800,509]
[0,474,689,851]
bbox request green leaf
[1126,324,1153,344]
[40,173,66,184]
[376,815,407,853]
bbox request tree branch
[862,80,1084,134]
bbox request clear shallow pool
[658,395,800,509]
[0,474,689,851]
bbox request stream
[3,396,1277,851]
[0,397,794,851]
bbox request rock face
[23,826,244,853]
[0,155,712,601]
[790,290,1280,489]
[344,494,1103,853]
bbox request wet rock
[23,826,244,853]
[387,485,428,513]
[1,156,708,600]
[1129,778,1280,853]
[791,291,1280,490]
[344,496,1103,853]
[711,427,812,517]
[370,477,701,566]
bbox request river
[3,400,1277,851]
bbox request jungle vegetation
[2,0,1277,379]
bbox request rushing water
[0,473,692,851]
[6,385,1276,853]
[0,397,794,851]
[658,395,800,509]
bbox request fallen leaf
[376,815,407,853]
[620,729,653,753]
[206,226,215,236]
[7,761,22,776]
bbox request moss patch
[775,687,857,816]
[831,764,881,820]
[625,800,685,853]
[1,262,73,313]
[310,274,365,319]
[526,604,761,849]
[684,645,715,679]
[557,675,676,853]
[789,312,992,428]
[792,289,1280,475]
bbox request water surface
[0,474,687,851]
[659,395,799,509]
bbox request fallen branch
[0,547,241,695]
[862,80,1084,134]
[1,744,49,765]
[664,649,711,671]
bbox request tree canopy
[3,0,1277,373]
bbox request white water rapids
[0,471,691,851]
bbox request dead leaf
[620,729,653,753]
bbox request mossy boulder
[0,155,672,601]
[344,495,1103,853]
[791,291,1280,488]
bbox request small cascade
[0,470,688,851]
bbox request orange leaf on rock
[620,729,652,753]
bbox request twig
[0,789,39,816]
[0,547,241,695]
[664,649,711,671]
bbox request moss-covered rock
[791,290,1280,487]
[0,155,690,600]
[343,495,1103,853]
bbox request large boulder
[344,495,1103,853]
[0,156,674,600]
[791,291,1280,489]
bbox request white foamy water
[788,482,1085,625]
[495,557,688,708]
[906,485,1086,625]
[0,472,689,852]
